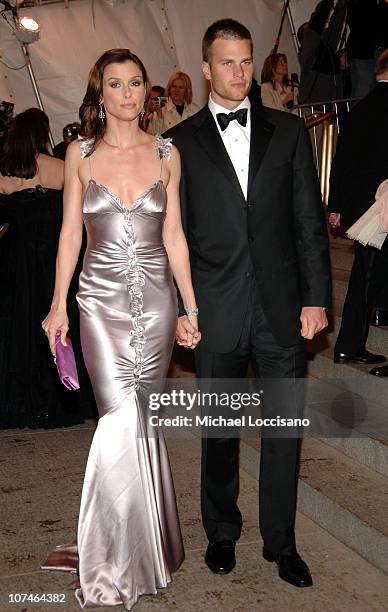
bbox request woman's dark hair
[79,48,151,151]
[0,108,50,179]
[151,85,165,97]
[261,53,289,88]
[202,18,253,62]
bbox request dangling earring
[99,101,105,121]
[140,109,145,120]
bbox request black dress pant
[195,281,305,555]
[335,240,388,354]
[376,271,388,310]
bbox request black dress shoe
[370,364,388,377]
[334,350,386,365]
[205,540,236,575]
[263,548,312,587]
[371,308,388,327]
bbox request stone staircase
[241,233,388,573]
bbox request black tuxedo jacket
[165,103,331,352]
[328,82,388,227]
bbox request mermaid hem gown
[74,135,184,609]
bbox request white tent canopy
[0,0,317,142]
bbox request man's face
[202,38,253,110]
[148,88,162,112]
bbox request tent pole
[285,0,300,60]
[20,43,55,149]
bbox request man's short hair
[151,85,165,97]
[376,49,388,77]
[202,19,253,62]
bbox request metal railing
[295,97,360,204]
[0,223,10,239]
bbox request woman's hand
[176,315,201,349]
[42,308,69,356]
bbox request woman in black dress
[0,108,95,428]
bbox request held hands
[176,315,201,349]
[328,212,340,228]
[42,308,69,356]
[300,307,328,340]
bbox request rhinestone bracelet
[185,306,199,316]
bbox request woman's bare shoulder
[66,138,86,160]
[38,154,64,189]
[39,153,64,169]
[0,174,21,194]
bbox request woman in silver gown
[42,49,200,610]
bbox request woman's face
[170,78,186,105]
[101,60,146,123]
[274,56,288,78]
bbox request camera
[0,100,14,126]
[0,100,14,141]
[157,97,168,108]
[64,122,81,141]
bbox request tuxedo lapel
[192,107,245,200]
[248,104,275,196]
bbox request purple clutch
[54,330,80,391]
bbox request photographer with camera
[0,101,14,153]
[260,53,299,113]
[147,71,199,135]
[141,84,165,132]
[53,122,81,161]
[298,0,348,104]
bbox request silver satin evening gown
[74,135,184,609]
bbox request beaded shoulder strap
[155,134,172,179]
[78,136,95,159]
[155,134,172,161]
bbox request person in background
[141,84,165,132]
[0,100,14,153]
[147,71,199,134]
[0,109,94,428]
[347,0,388,100]
[53,122,81,161]
[260,53,298,113]
[298,0,348,104]
[328,50,388,374]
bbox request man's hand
[300,307,328,340]
[328,212,340,228]
[176,315,201,349]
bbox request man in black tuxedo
[328,50,388,374]
[166,19,331,587]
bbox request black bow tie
[216,108,248,131]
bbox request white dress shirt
[208,95,251,199]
